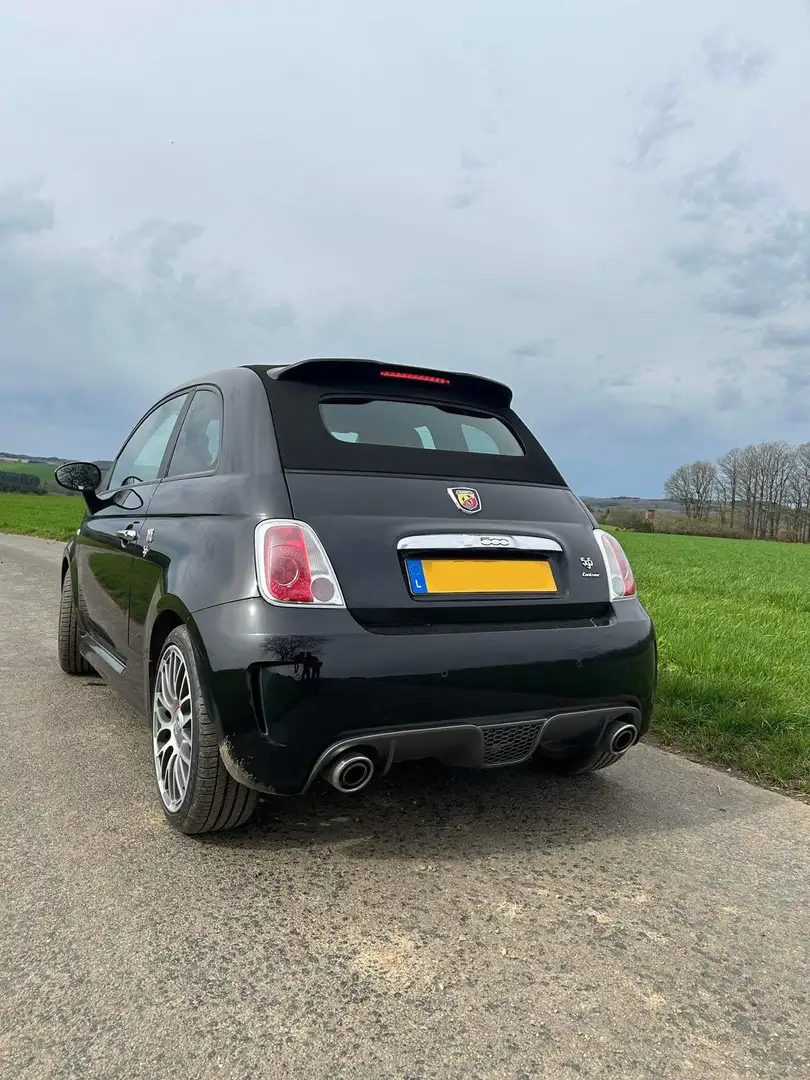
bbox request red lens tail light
[254,520,345,607]
[265,525,313,603]
[594,529,637,600]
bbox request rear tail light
[593,529,636,600]
[254,520,345,607]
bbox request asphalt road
[1,532,808,1080]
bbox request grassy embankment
[1,494,808,794]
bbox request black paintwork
[59,360,657,796]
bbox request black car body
[57,358,657,833]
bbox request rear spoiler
[247,358,513,410]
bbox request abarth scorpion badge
[448,487,482,514]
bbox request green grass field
[0,493,84,540]
[618,531,809,795]
[1,493,808,794]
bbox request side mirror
[54,462,103,493]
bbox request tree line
[664,442,810,543]
[0,471,45,495]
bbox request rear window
[319,398,525,457]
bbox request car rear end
[194,359,656,796]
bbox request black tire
[57,570,92,675]
[531,745,624,776]
[152,625,259,835]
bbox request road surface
[1,532,808,1080]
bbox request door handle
[117,528,139,544]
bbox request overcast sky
[1,0,808,495]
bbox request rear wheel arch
[146,604,220,734]
[148,609,186,692]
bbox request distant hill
[582,496,674,510]
[0,453,65,464]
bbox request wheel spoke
[166,759,176,807]
[158,746,174,792]
[172,756,183,802]
[177,735,192,765]
[154,695,173,726]
[155,738,172,764]
[177,754,190,787]
[159,662,173,707]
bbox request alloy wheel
[153,644,193,812]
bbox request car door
[75,392,190,672]
[127,386,224,658]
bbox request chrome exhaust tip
[323,752,374,794]
[605,720,638,756]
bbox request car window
[166,389,223,477]
[319,398,524,456]
[462,423,501,454]
[107,394,189,490]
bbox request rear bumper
[189,598,657,796]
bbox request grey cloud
[447,191,476,210]
[771,352,810,423]
[511,338,555,359]
[602,374,633,389]
[773,354,810,390]
[713,382,744,412]
[0,183,296,412]
[707,355,744,372]
[447,151,488,211]
[115,219,204,279]
[632,78,692,168]
[675,151,769,222]
[705,208,810,319]
[762,324,810,350]
[701,32,770,86]
[668,244,723,276]
[595,356,634,390]
[667,153,810,321]
[0,180,54,240]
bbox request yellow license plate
[409,558,557,595]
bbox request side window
[107,394,189,490]
[166,389,223,477]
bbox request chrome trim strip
[396,533,562,552]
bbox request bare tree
[787,443,810,543]
[663,441,809,543]
[692,460,718,521]
[664,460,717,520]
[717,447,742,527]
[664,464,697,518]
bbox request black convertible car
[56,358,657,833]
